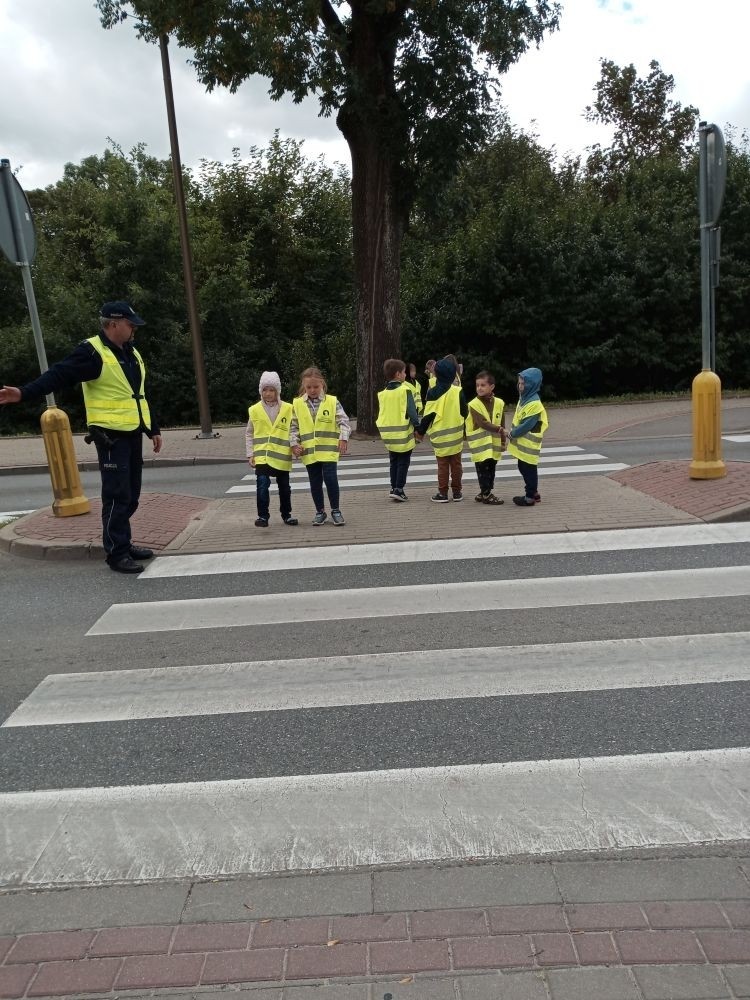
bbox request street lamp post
[159,33,216,439]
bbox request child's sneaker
[254,517,269,527]
[312,511,328,525]
[283,516,298,526]
[331,509,346,525]
[389,488,398,500]
[534,492,541,503]
[452,491,463,502]
[431,492,450,503]
[392,489,407,502]
[512,495,536,507]
[482,492,504,505]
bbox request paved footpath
[1,855,749,1000]
[2,398,750,559]
[1,398,749,999]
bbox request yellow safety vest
[81,336,151,432]
[404,380,423,416]
[428,374,437,389]
[424,385,464,457]
[293,394,341,465]
[507,399,548,466]
[376,385,415,453]
[248,401,293,472]
[466,396,505,463]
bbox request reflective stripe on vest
[81,336,151,432]
[465,396,505,463]
[424,386,464,457]
[293,394,341,464]
[507,400,548,466]
[248,400,293,471]
[376,385,415,453]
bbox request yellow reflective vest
[424,385,464,457]
[81,336,151,432]
[376,384,415,453]
[466,396,505,463]
[404,379,423,416]
[507,399,548,466]
[293,394,341,465]
[248,401,293,472]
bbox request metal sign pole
[0,160,54,407]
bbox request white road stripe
[724,434,750,442]
[89,565,750,635]
[142,523,750,579]
[227,462,629,494]
[238,449,599,480]
[2,748,747,886]
[8,632,749,727]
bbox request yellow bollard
[39,407,91,516]
[689,369,726,480]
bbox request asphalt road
[2,535,749,793]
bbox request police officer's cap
[100,301,146,326]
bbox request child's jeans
[475,457,497,495]
[255,464,292,521]
[518,458,538,498]
[437,452,462,494]
[389,450,412,490]
[306,461,340,511]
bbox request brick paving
[0,900,748,997]
[612,461,750,520]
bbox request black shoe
[255,517,269,527]
[513,495,536,507]
[129,545,154,560]
[109,555,145,574]
[283,516,298,526]
[431,492,450,503]
[392,489,407,502]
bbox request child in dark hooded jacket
[417,357,468,502]
[504,367,548,507]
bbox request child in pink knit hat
[245,371,298,527]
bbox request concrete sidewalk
[1,398,749,560]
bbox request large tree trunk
[345,129,404,435]
[335,2,408,436]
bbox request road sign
[0,159,37,265]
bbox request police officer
[0,301,163,573]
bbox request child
[404,361,423,416]
[246,371,298,527]
[466,370,505,505]
[416,356,468,502]
[504,367,548,507]
[376,358,422,501]
[290,366,350,525]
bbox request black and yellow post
[0,159,90,515]
[690,124,726,481]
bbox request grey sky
[2,0,749,190]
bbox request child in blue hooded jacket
[504,367,548,507]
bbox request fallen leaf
[326,938,340,947]
[243,903,253,910]
[399,975,413,984]
[260,919,272,924]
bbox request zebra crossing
[1,522,750,888]
[226,444,629,495]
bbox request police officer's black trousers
[94,432,143,563]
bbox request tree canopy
[95,0,561,431]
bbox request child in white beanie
[245,371,298,527]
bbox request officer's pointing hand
[0,386,21,405]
